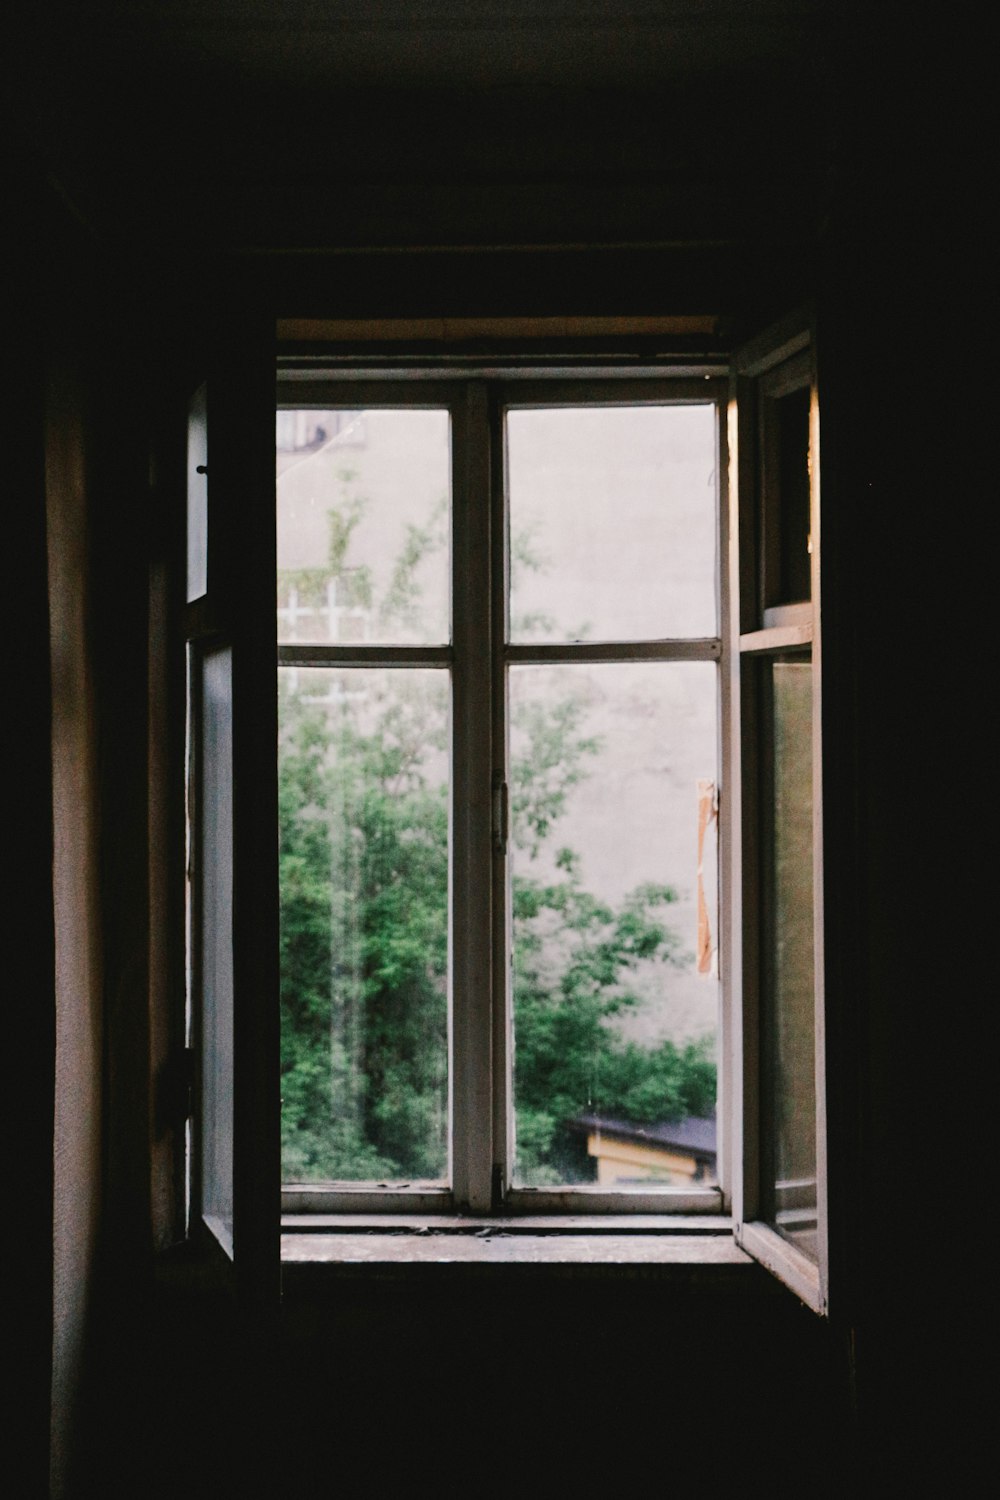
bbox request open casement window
[185,316,830,1311]
[184,331,281,1308]
[728,311,829,1314]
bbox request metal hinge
[491,1163,505,1211]
[491,771,508,853]
[158,1045,196,1131]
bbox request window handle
[492,773,508,854]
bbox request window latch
[492,772,508,854]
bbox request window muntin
[276,378,725,1213]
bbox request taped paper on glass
[697,778,717,975]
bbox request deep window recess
[275,376,727,1217]
[184,317,830,1313]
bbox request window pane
[198,645,233,1249]
[509,662,719,1188]
[279,666,450,1184]
[507,404,717,643]
[276,408,450,645]
[762,383,811,612]
[187,384,208,602]
[764,659,817,1257]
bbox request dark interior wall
[42,212,106,1498]
[7,152,57,1500]
[814,68,984,1479]
[94,1265,855,1498]
[88,250,865,1500]
[11,165,164,1496]
[6,11,984,1493]
[42,274,858,1498]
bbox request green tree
[508,701,715,1184]
[280,673,449,1180]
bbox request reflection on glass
[765,659,817,1257]
[276,408,450,645]
[508,404,717,642]
[199,646,234,1249]
[509,663,719,1188]
[279,666,449,1184]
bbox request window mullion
[450,381,494,1212]
[490,386,513,1204]
[716,390,737,1211]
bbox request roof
[571,1112,717,1161]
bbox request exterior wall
[587,1131,705,1185]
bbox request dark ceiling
[6,2,846,257]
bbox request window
[275,377,725,1216]
[185,314,830,1313]
[730,315,828,1312]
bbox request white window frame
[276,369,732,1220]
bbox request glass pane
[187,384,208,602]
[763,384,811,610]
[199,645,233,1250]
[764,659,817,1257]
[279,665,450,1184]
[509,662,719,1188]
[508,404,717,642]
[276,408,450,645]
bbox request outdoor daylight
[276,403,719,1190]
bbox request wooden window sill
[280,1215,764,1286]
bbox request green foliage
[280,674,449,1180]
[279,478,716,1185]
[510,694,599,860]
[509,859,714,1183]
